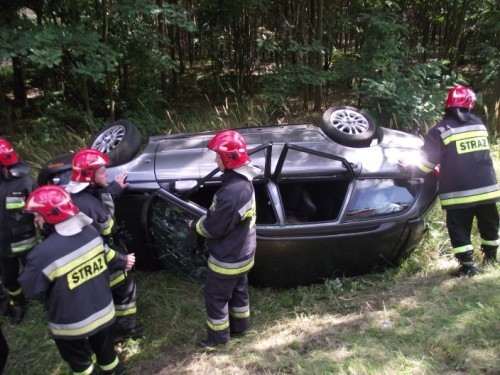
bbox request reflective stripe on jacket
[418,113,500,209]
[195,170,257,278]
[70,190,127,288]
[18,226,115,339]
[0,166,37,257]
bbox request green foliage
[7,97,96,171]
[0,17,35,59]
[256,26,280,53]
[357,7,408,64]
[260,64,328,111]
[258,29,329,111]
[1,20,119,81]
[356,61,448,128]
[14,120,88,174]
[0,0,498,137]
[123,108,169,135]
[329,7,448,129]
[26,26,67,69]
[288,40,325,56]
[112,0,196,33]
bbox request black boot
[8,296,27,325]
[113,316,144,343]
[101,362,125,375]
[196,339,228,349]
[453,250,479,277]
[482,246,498,266]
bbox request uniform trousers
[446,203,499,251]
[112,273,138,331]
[204,272,250,344]
[54,325,116,373]
[0,255,26,297]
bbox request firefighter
[66,148,143,342]
[18,185,130,374]
[188,130,260,348]
[399,85,500,276]
[0,138,38,324]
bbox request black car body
[39,107,438,287]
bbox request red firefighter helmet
[71,149,110,182]
[0,138,19,167]
[445,86,476,109]
[25,185,79,224]
[208,130,250,169]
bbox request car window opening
[188,182,278,225]
[279,180,350,223]
[345,178,420,221]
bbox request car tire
[88,120,142,166]
[320,106,377,147]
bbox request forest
[0,0,498,143]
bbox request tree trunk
[482,77,500,133]
[449,0,468,71]
[82,79,91,114]
[102,0,115,120]
[313,0,324,111]
[176,27,184,75]
[0,79,11,128]
[11,57,27,108]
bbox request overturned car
[39,107,438,287]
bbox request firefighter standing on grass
[0,138,38,325]
[188,130,260,348]
[18,185,129,374]
[399,85,500,276]
[66,148,143,341]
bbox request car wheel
[88,120,142,166]
[320,106,377,147]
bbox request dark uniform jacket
[70,189,127,288]
[194,170,256,278]
[416,113,500,209]
[18,225,116,340]
[0,163,37,258]
[97,181,123,216]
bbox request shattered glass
[149,201,209,283]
